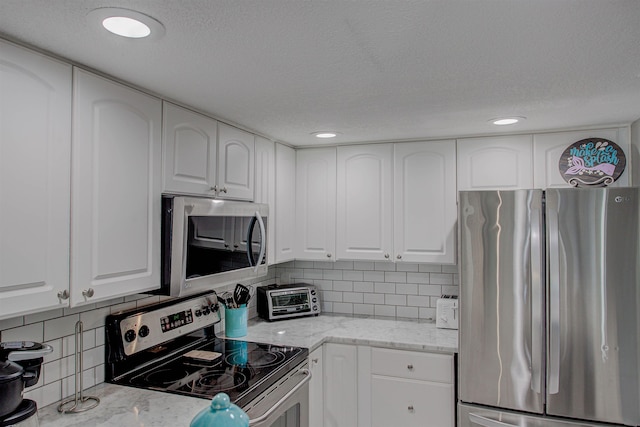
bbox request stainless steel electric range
[105,291,310,426]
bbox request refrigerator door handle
[547,204,561,395]
[530,202,543,394]
[469,413,518,427]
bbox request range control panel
[116,291,221,356]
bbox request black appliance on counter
[105,291,310,425]
[0,341,53,427]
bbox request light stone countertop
[38,314,458,426]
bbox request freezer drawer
[458,403,613,427]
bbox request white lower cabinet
[322,344,454,427]
[309,347,324,427]
[370,348,454,427]
[324,343,359,427]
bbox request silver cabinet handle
[407,405,414,412]
[384,253,390,259]
[248,368,311,425]
[469,413,518,427]
[57,290,69,300]
[397,254,402,260]
[220,187,228,194]
[326,253,332,258]
[312,358,319,364]
[82,288,94,298]
[407,364,414,370]
[209,186,217,191]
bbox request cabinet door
[162,101,217,196]
[457,135,533,190]
[0,40,72,318]
[274,143,296,263]
[336,144,393,261]
[71,69,162,306]
[218,123,255,201]
[309,347,324,427]
[296,148,337,261]
[394,141,457,264]
[371,376,454,427]
[255,136,276,265]
[324,344,358,427]
[533,127,630,188]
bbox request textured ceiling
[2,0,640,146]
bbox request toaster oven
[257,284,321,321]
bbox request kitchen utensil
[233,284,252,306]
[221,291,236,309]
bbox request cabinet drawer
[371,348,453,383]
[371,376,454,427]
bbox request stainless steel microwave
[160,195,268,297]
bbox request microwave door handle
[247,216,257,267]
[253,212,266,272]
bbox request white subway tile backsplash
[384,271,407,283]
[374,262,396,271]
[2,322,44,342]
[353,282,374,293]
[374,282,395,294]
[364,271,385,282]
[385,294,407,306]
[44,314,79,341]
[24,380,61,408]
[353,261,374,270]
[24,308,64,324]
[0,316,24,330]
[333,281,353,292]
[273,261,458,318]
[80,306,112,329]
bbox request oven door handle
[248,368,311,426]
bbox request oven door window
[185,215,267,278]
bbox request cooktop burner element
[105,291,309,410]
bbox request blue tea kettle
[190,393,249,427]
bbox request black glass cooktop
[120,338,307,408]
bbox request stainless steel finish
[57,321,100,413]
[547,195,561,395]
[459,403,612,427]
[261,285,320,321]
[529,201,544,395]
[459,190,544,414]
[252,211,266,273]
[545,188,640,425]
[57,290,69,300]
[384,253,390,259]
[166,196,268,297]
[244,362,310,427]
[6,344,52,362]
[82,288,94,298]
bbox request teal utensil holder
[225,305,247,338]
[190,392,249,427]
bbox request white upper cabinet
[162,102,218,196]
[274,143,296,263]
[162,103,255,200]
[533,127,630,188]
[296,148,337,261]
[337,144,393,261]
[394,140,457,264]
[217,122,255,200]
[0,40,72,319]
[457,135,534,190]
[71,69,162,306]
[254,136,276,265]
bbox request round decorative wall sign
[558,138,626,187]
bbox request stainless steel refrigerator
[458,187,640,427]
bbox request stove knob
[310,289,317,295]
[313,306,318,311]
[138,325,150,338]
[202,306,211,315]
[124,329,136,342]
[210,303,219,313]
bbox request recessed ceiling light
[102,16,150,38]
[490,116,526,126]
[312,131,339,139]
[87,8,165,40]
